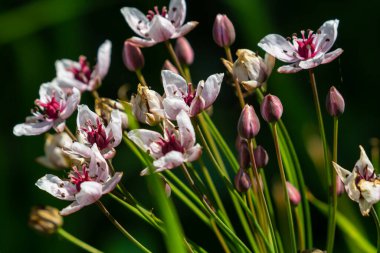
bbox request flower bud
[336,175,345,196]
[213,14,236,48]
[286,182,301,206]
[123,40,144,71]
[238,140,250,170]
[95,97,128,129]
[234,168,251,193]
[29,206,63,234]
[233,49,270,91]
[254,145,269,168]
[175,37,194,65]
[162,60,179,74]
[238,105,260,139]
[260,94,283,123]
[325,86,345,117]
[36,133,71,170]
[131,84,164,126]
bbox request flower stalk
[57,228,103,253]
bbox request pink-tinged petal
[171,21,199,39]
[317,19,339,53]
[241,80,261,91]
[102,148,116,159]
[258,34,298,63]
[39,81,64,103]
[277,64,303,74]
[168,0,186,27]
[127,129,162,152]
[199,73,224,108]
[60,201,83,216]
[56,76,88,92]
[69,142,93,158]
[355,145,375,175]
[148,15,176,42]
[120,7,150,38]
[77,105,98,129]
[102,172,123,194]
[163,96,189,120]
[189,96,205,116]
[75,181,103,206]
[60,88,81,119]
[185,144,202,162]
[162,70,188,97]
[321,48,343,64]
[177,110,195,148]
[332,161,352,183]
[35,174,76,201]
[152,151,185,171]
[13,120,53,136]
[89,144,109,183]
[53,119,65,133]
[127,37,158,48]
[94,40,112,79]
[298,55,324,69]
[108,110,122,148]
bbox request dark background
[1,0,379,252]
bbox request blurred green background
[1,0,380,252]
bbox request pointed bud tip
[123,40,145,72]
[212,14,236,48]
[326,86,345,117]
[260,94,283,122]
[286,182,301,206]
[238,105,261,139]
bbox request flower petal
[321,48,343,64]
[258,34,298,63]
[162,70,188,97]
[317,19,339,54]
[35,174,76,201]
[199,73,224,108]
[148,15,176,42]
[60,201,83,216]
[76,104,98,129]
[177,110,195,148]
[68,142,93,158]
[184,144,202,162]
[60,88,81,119]
[75,181,103,206]
[94,40,112,79]
[163,96,189,120]
[127,37,158,48]
[120,7,150,38]
[332,161,352,183]
[168,0,186,27]
[358,198,372,216]
[108,110,123,148]
[171,21,199,39]
[298,55,324,69]
[189,95,205,116]
[89,144,109,183]
[127,129,162,154]
[355,145,375,175]
[102,172,123,194]
[358,180,380,205]
[152,151,185,172]
[277,63,303,74]
[13,120,53,136]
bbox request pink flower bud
[286,182,301,206]
[238,140,250,170]
[254,145,269,168]
[260,94,283,123]
[326,86,345,117]
[212,14,236,48]
[123,40,144,71]
[175,37,194,65]
[234,168,251,193]
[336,175,345,196]
[238,105,260,139]
[162,60,179,74]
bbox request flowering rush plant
[16,0,380,252]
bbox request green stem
[57,228,103,253]
[135,69,147,86]
[64,125,77,141]
[211,219,232,253]
[96,201,152,253]
[272,123,297,253]
[164,41,187,80]
[371,207,380,253]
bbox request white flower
[13,81,80,136]
[56,40,111,92]
[258,19,343,73]
[120,0,198,47]
[36,144,122,216]
[333,146,380,216]
[128,110,202,175]
[162,70,224,119]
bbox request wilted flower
[237,105,260,139]
[120,0,198,47]
[234,168,251,193]
[29,206,63,234]
[13,81,80,136]
[260,94,283,123]
[326,86,345,117]
[212,14,235,48]
[333,146,380,215]
[131,84,165,126]
[128,110,202,175]
[36,144,123,216]
[162,70,224,119]
[258,19,343,73]
[76,105,122,159]
[123,40,145,71]
[36,133,72,169]
[233,49,274,91]
[56,40,111,92]
[175,37,194,65]
[95,97,128,129]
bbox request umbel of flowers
[13,1,380,252]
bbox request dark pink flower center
[35,96,61,120]
[68,56,92,84]
[355,165,376,185]
[292,30,318,59]
[146,6,168,21]
[183,84,195,106]
[69,164,93,191]
[81,119,111,150]
[156,130,184,155]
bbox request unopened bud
[238,140,250,170]
[234,168,251,193]
[238,105,260,139]
[162,60,179,74]
[286,182,301,206]
[336,175,345,196]
[29,206,63,234]
[261,94,283,123]
[213,14,235,48]
[254,145,269,168]
[161,177,172,197]
[123,40,144,71]
[326,86,345,117]
[175,37,194,65]
[95,97,128,129]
